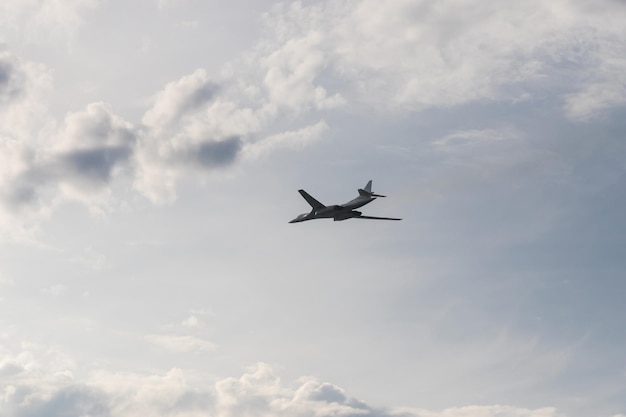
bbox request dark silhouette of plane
[290,180,402,223]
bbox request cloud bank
[0,346,577,417]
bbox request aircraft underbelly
[333,210,361,221]
[313,206,337,218]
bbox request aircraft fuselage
[292,196,374,222]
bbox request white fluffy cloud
[142,69,219,135]
[260,0,626,117]
[0,49,133,229]
[1,102,135,217]
[0,345,582,417]
[262,30,346,112]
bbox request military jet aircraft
[289,180,402,223]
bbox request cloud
[0,53,55,237]
[142,69,219,134]
[564,80,626,121]
[0,51,24,104]
[432,128,521,149]
[0,45,295,225]
[133,133,243,204]
[0,49,52,141]
[0,52,136,226]
[132,54,327,202]
[146,335,216,353]
[404,406,563,417]
[259,0,626,116]
[52,102,136,191]
[135,70,247,203]
[261,30,346,112]
[12,386,110,417]
[181,315,203,329]
[1,102,136,217]
[57,145,132,186]
[0,348,593,417]
[0,0,99,43]
[244,120,329,158]
[191,137,242,168]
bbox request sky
[1,0,625,416]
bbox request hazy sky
[1,1,625,416]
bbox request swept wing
[355,215,402,221]
[298,189,325,210]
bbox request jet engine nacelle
[333,211,361,221]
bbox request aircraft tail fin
[358,180,386,197]
[298,190,325,210]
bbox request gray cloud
[0,52,24,104]
[57,145,133,186]
[0,102,137,218]
[13,386,110,417]
[62,102,137,148]
[0,147,43,213]
[193,136,242,168]
[308,382,349,404]
[0,60,11,89]
[0,361,24,378]
[187,81,219,114]
[0,183,38,211]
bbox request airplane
[289,180,402,223]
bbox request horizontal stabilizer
[298,189,325,210]
[356,215,402,221]
[358,180,386,197]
